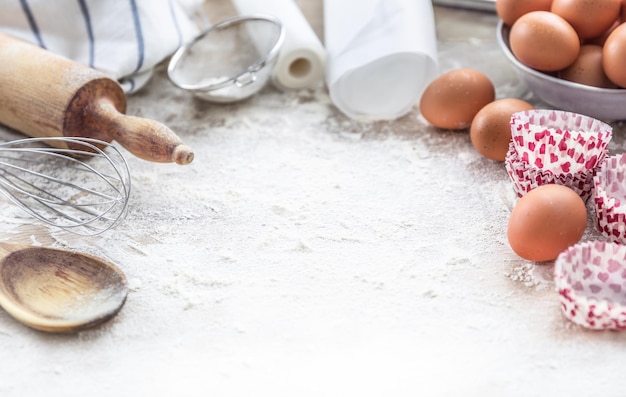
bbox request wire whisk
[0,137,131,236]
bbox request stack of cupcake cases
[503,111,626,330]
[557,157,626,330]
[505,109,612,202]
[592,153,626,244]
[503,110,626,330]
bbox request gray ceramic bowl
[497,20,626,121]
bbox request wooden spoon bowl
[0,243,128,333]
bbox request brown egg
[419,69,495,130]
[559,45,617,88]
[495,0,553,26]
[584,20,620,46]
[507,184,587,262]
[551,0,621,40]
[509,11,580,72]
[603,22,626,88]
[469,99,534,162]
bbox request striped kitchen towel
[0,0,204,93]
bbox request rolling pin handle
[173,145,195,165]
[95,100,194,165]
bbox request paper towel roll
[231,0,326,90]
[324,0,439,120]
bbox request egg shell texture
[470,98,534,162]
[496,0,554,26]
[507,184,587,262]
[559,45,616,88]
[509,11,580,72]
[551,0,621,40]
[603,22,626,88]
[419,68,495,130]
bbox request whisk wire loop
[0,137,131,235]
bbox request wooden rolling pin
[0,33,193,165]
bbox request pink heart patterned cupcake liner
[593,154,626,244]
[510,109,611,175]
[505,141,604,202]
[555,240,626,330]
[506,109,612,201]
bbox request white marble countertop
[2,3,626,397]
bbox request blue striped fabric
[168,0,183,50]
[18,0,43,47]
[128,0,145,74]
[77,0,95,68]
[0,0,201,93]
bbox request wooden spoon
[0,243,128,333]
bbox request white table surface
[2,3,626,397]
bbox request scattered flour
[1,7,626,397]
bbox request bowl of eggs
[496,1,626,122]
